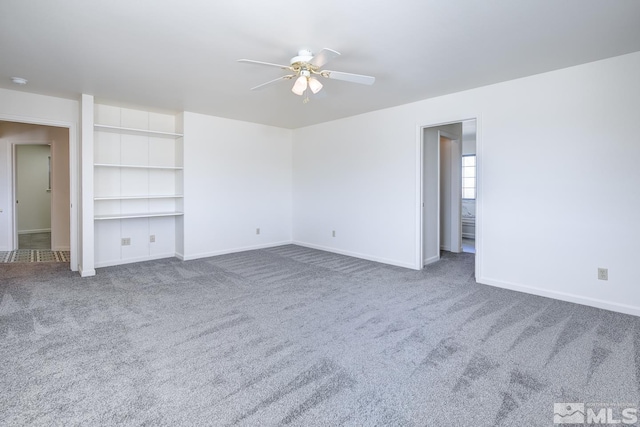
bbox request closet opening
[418,118,478,271]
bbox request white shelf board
[94,124,183,138]
[94,163,183,170]
[94,195,184,200]
[94,212,184,221]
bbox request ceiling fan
[238,48,375,100]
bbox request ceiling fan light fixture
[308,77,323,94]
[291,75,308,96]
[239,48,375,99]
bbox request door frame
[1,115,78,271]
[416,116,482,279]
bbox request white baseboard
[179,241,293,261]
[478,276,640,317]
[95,252,178,269]
[423,255,440,266]
[293,240,415,269]
[18,228,51,235]
[79,265,96,277]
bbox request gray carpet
[1,245,638,426]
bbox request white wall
[181,112,292,260]
[0,120,71,251]
[293,51,640,316]
[462,119,477,155]
[293,106,418,268]
[52,128,71,250]
[16,144,51,234]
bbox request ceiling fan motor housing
[291,49,313,62]
[290,50,314,68]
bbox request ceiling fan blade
[250,75,295,90]
[238,59,293,71]
[322,70,375,85]
[309,48,340,68]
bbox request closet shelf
[94,212,184,221]
[94,195,183,200]
[94,124,183,138]
[94,163,183,170]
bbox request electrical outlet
[597,268,608,281]
[332,230,336,237]
[256,228,260,235]
[121,238,131,246]
[150,235,155,243]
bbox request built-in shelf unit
[93,104,184,268]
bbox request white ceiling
[1,0,639,129]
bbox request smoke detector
[11,77,28,85]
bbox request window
[462,155,476,199]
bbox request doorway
[419,119,478,268]
[15,144,52,249]
[1,121,72,260]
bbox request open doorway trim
[415,115,482,280]
[1,114,78,272]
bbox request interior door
[422,128,441,265]
[451,137,462,253]
[439,135,462,253]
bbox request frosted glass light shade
[291,76,308,95]
[308,77,323,94]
